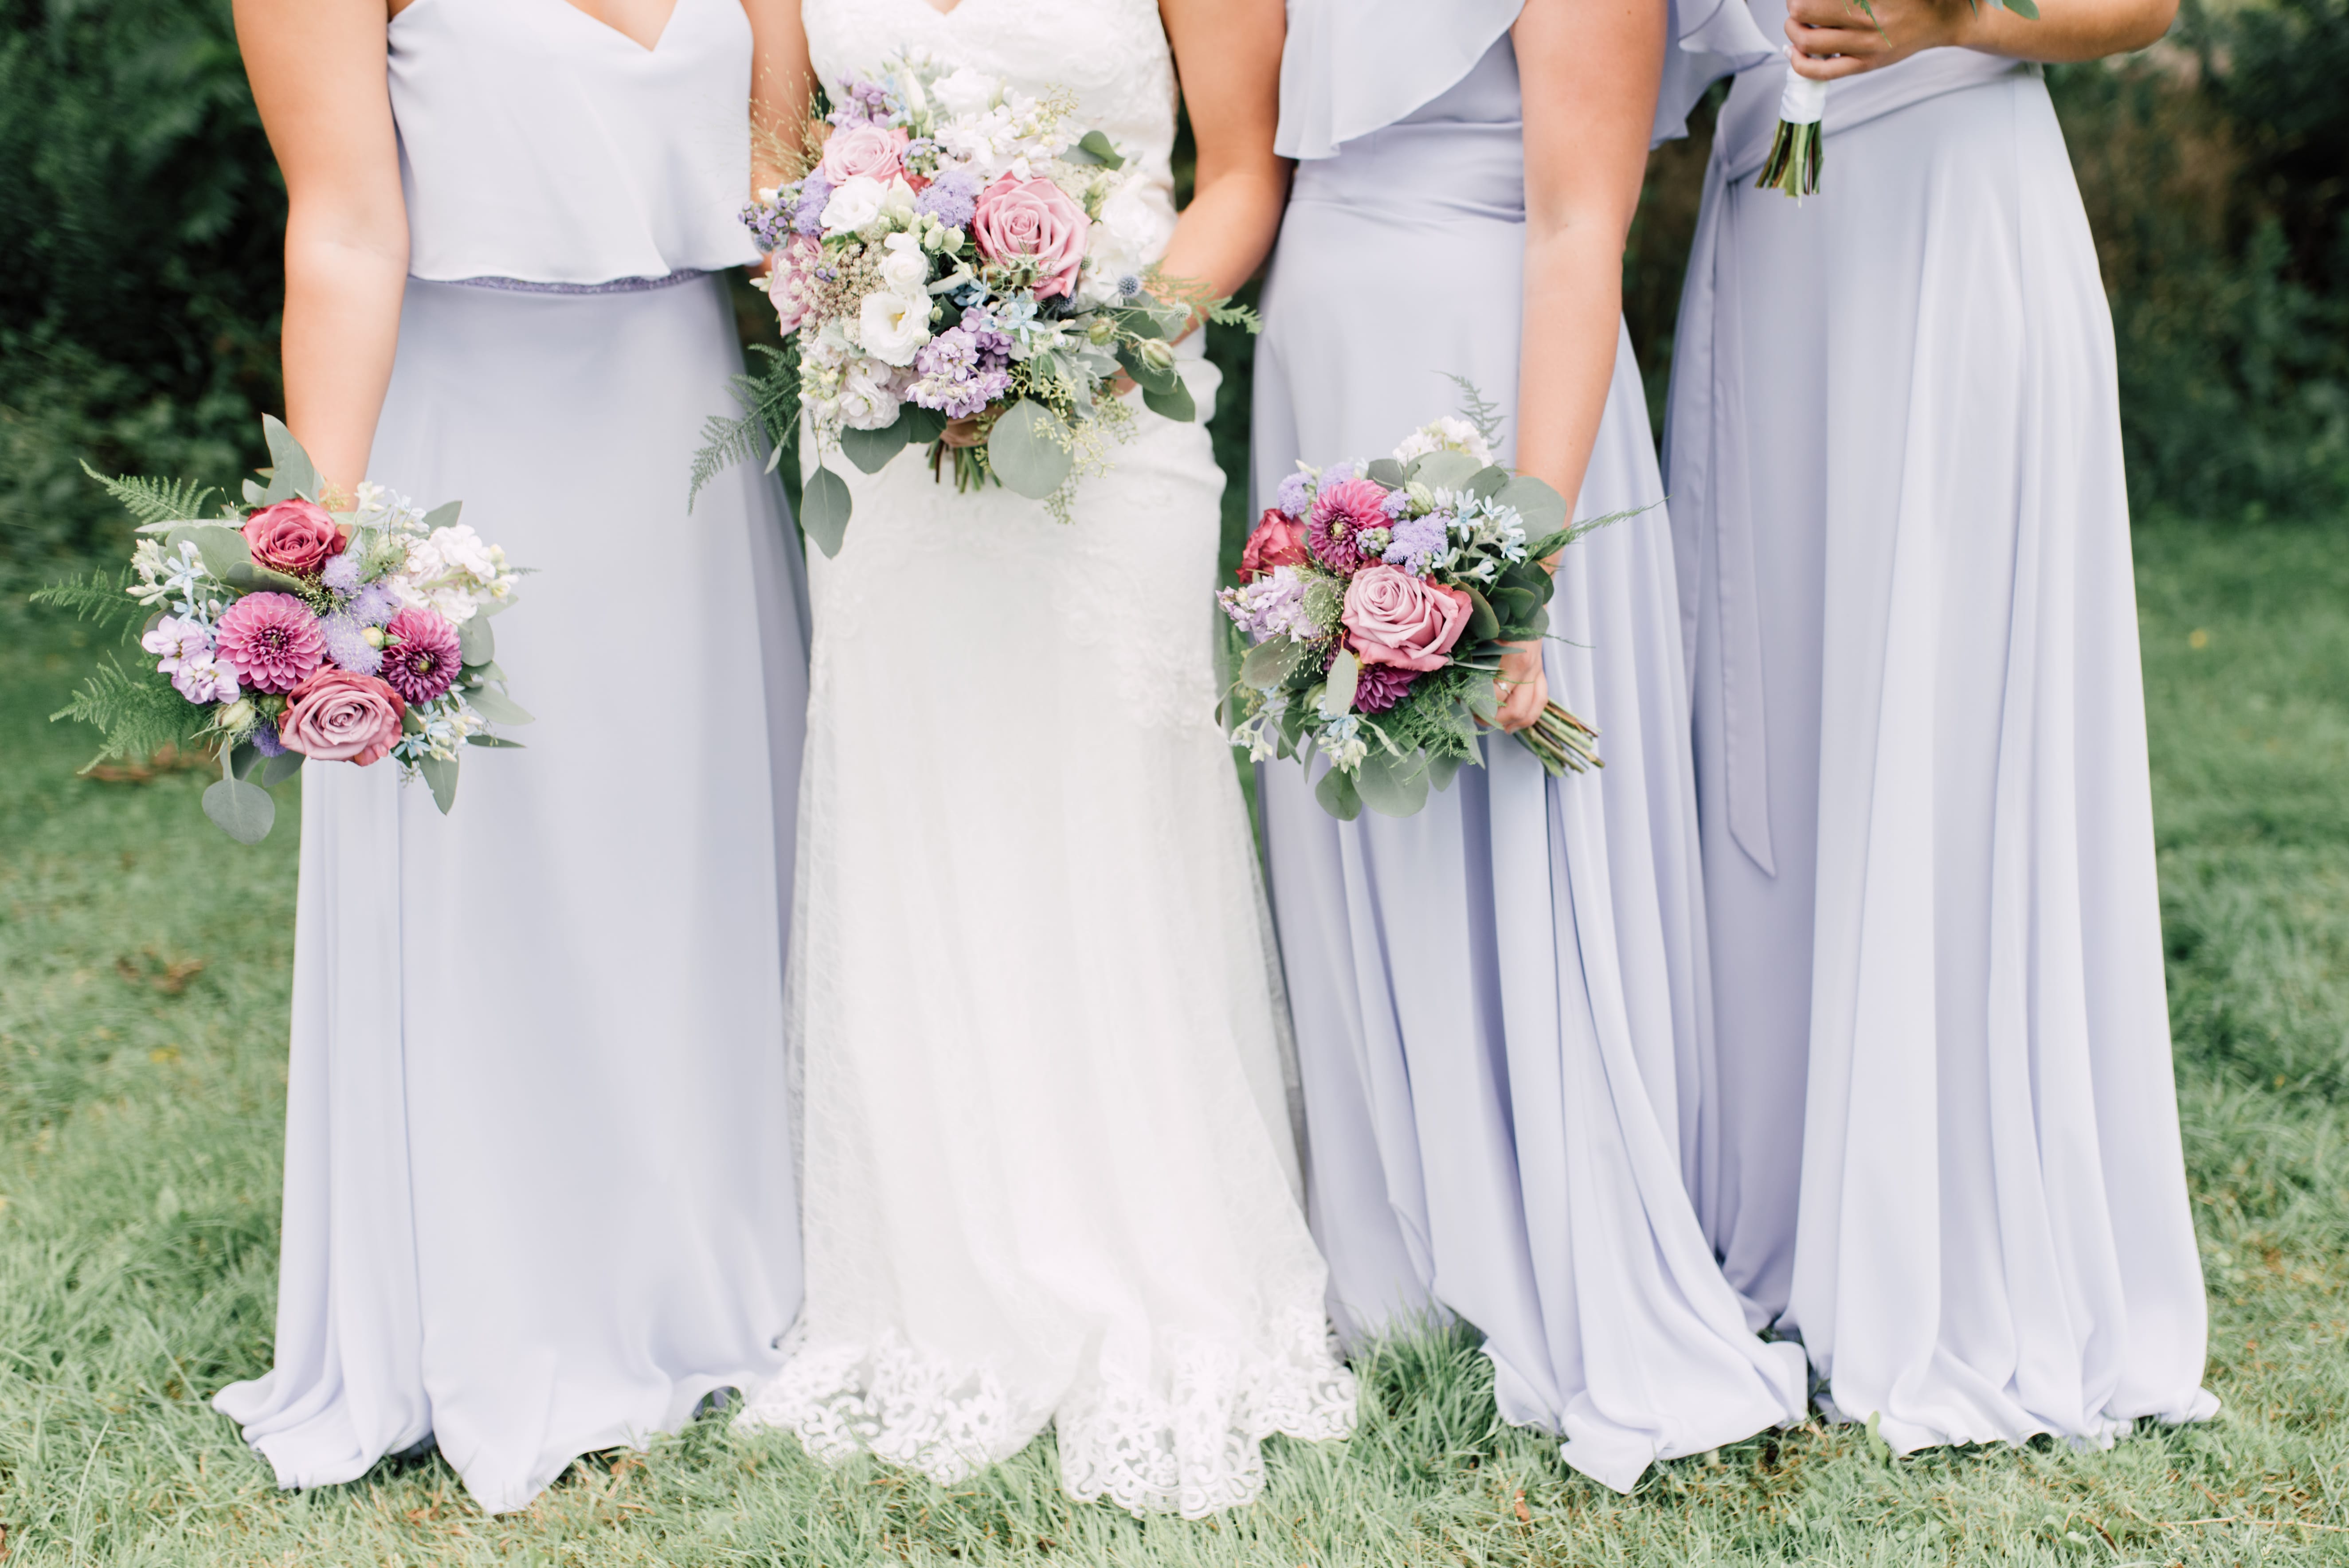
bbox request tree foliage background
[2,0,2343,602]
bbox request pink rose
[242,498,346,576]
[1237,508,1310,581]
[818,124,909,186]
[279,666,407,766]
[1341,565,1473,673]
[971,174,1088,300]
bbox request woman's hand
[1788,0,2177,74]
[1494,643,1549,733]
[1785,0,1974,78]
[940,418,983,449]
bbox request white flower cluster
[1391,416,1496,469]
[379,513,519,625]
[392,691,489,767]
[129,536,226,625]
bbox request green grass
[2,514,2346,1565]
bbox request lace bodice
[800,0,1182,262]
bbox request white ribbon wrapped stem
[1779,52,1828,125]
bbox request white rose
[857,289,932,367]
[933,66,996,117]
[877,233,929,296]
[838,357,904,430]
[821,175,887,235]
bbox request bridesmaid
[1257,0,1807,1492]
[212,0,810,1513]
[1664,0,2217,1449]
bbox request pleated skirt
[213,274,810,1513]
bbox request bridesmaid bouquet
[700,53,1252,553]
[35,418,530,843]
[1221,411,1618,820]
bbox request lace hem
[736,1310,1359,1518]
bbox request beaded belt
[431,268,711,295]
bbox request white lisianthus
[857,289,931,367]
[877,232,929,296]
[838,357,904,430]
[877,176,918,231]
[932,66,996,117]
[821,175,888,235]
[1393,416,1496,469]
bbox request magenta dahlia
[213,592,327,695]
[379,606,463,704]
[1307,477,1388,573]
[1352,661,1420,714]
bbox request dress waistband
[1289,118,1526,223]
[425,269,712,296]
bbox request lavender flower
[320,551,362,596]
[322,612,383,676]
[916,169,979,229]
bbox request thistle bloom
[379,606,464,704]
[214,591,328,694]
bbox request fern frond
[688,349,801,506]
[49,654,208,763]
[79,461,216,527]
[30,570,143,634]
[1441,375,1507,447]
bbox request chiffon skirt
[1667,70,2217,1450]
[213,274,810,1513]
[1252,135,1808,1494]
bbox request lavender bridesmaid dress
[1255,0,1805,1494]
[1664,4,2217,1450]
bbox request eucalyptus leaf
[1408,450,1481,492]
[1366,458,1406,488]
[1355,747,1431,817]
[167,524,254,584]
[987,401,1075,501]
[231,739,264,780]
[400,707,428,736]
[1494,474,1569,535]
[1426,752,1465,793]
[1315,765,1363,821]
[421,500,463,534]
[1321,648,1360,716]
[1114,347,1179,396]
[1141,376,1196,424]
[1115,307,1166,341]
[1468,465,1511,500]
[466,687,535,726]
[458,614,495,666]
[900,405,948,445]
[463,658,506,684]
[261,751,306,787]
[801,465,854,557]
[202,777,275,844]
[466,734,527,749]
[420,755,459,815]
[1240,635,1303,688]
[225,562,310,594]
[1465,587,1500,643]
[260,415,320,504]
[2003,0,2039,16]
[840,418,911,475]
[1075,129,1125,169]
[241,477,267,506]
[1467,677,1500,723]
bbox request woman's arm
[1495,0,1664,731]
[741,0,814,196]
[1155,0,1293,333]
[1785,0,2175,79]
[234,0,409,498]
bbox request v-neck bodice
[388,0,760,283]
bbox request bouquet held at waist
[35,418,531,843]
[700,53,1252,551]
[1222,400,1634,821]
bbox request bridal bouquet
[36,418,530,843]
[699,53,1252,553]
[1221,411,1618,821]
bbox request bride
[735,0,1357,1518]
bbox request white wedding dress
[733,0,1358,1518]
